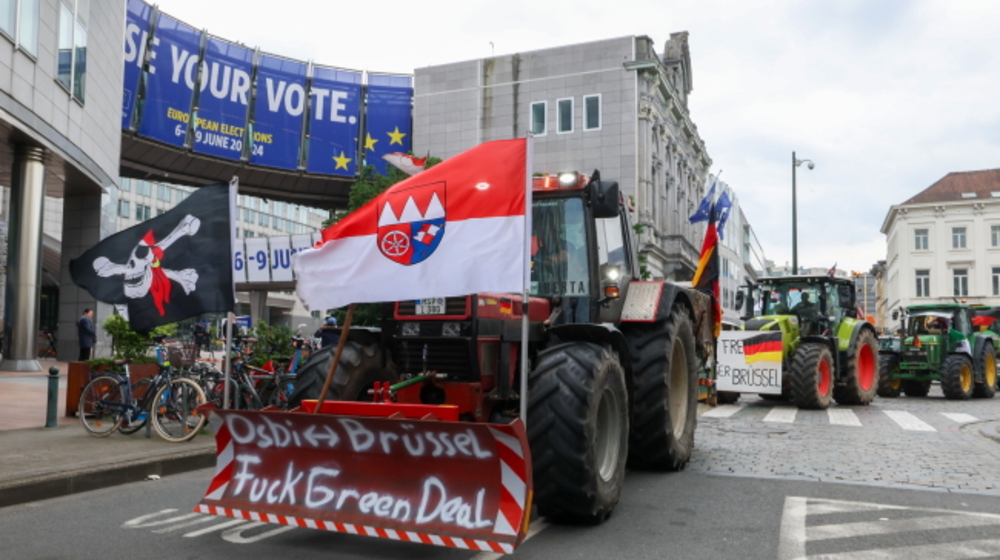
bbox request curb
[980,421,1000,444]
[0,448,215,510]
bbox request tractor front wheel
[973,342,997,399]
[941,354,974,400]
[790,343,834,409]
[876,354,902,398]
[528,341,628,524]
[834,329,879,405]
[288,340,396,407]
[625,306,699,471]
[902,380,931,397]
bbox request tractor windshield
[907,312,954,336]
[531,198,590,297]
[761,283,823,316]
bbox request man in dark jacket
[77,309,96,361]
[314,317,340,348]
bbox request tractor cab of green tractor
[744,275,857,338]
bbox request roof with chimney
[904,168,1000,204]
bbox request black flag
[70,183,235,332]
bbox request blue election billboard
[250,55,308,170]
[121,0,152,130]
[364,74,413,175]
[306,66,362,176]
[137,13,202,147]
[192,37,254,161]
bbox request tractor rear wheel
[902,380,931,397]
[625,306,699,471]
[528,341,628,524]
[876,354,902,398]
[834,329,879,405]
[973,342,997,399]
[790,343,834,409]
[941,354,974,400]
[288,340,396,407]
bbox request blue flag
[716,190,733,239]
[689,180,717,224]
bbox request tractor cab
[747,275,858,338]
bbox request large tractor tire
[834,329,879,405]
[528,341,628,524]
[288,340,396,408]
[941,354,974,400]
[902,380,931,397]
[876,354,902,398]
[625,306,699,471]
[972,342,997,399]
[790,343,834,409]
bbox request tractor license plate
[415,298,446,315]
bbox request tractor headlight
[442,322,462,337]
[558,172,579,188]
[402,322,420,337]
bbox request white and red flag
[294,139,530,311]
[382,152,427,176]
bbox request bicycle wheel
[151,378,208,443]
[79,376,124,437]
[118,378,153,435]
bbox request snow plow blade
[193,403,533,553]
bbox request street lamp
[792,151,815,274]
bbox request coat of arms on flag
[377,181,446,265]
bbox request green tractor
[877,304,999,400]
[732,275,879,409]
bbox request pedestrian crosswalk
[778,496,1000,559]
[700,403,981,433]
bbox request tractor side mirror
[591,181,620,219]
[734,290,745,312]
[892,310,899,321]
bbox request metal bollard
[45,366,59,429]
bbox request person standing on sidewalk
[77,308,96,361]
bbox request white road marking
[778,497,1000,560]
[763,407,798,423]
[220,521,296,543]
[468,520,550,559]
[940,412,978,423]
[183,518,248,537]
[826,408,861,427]
[702,404,744,418]
[883,410,936,431]
[808,513,1000,540]
[122,509,202,528]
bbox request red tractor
[195,171,716,552]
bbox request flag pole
[519,136,534,424]
[223,176,239,410]
[314,303,356,414]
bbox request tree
[320,158,441,326]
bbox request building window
[953,268,968,297]
[119,178,130,192]
[157,208,167,216]
[245,230,254,238]
[583,94,601,131]
[993,267,1000,296]
[117,199,129,218]
[3,0,40,56]
[530,102,546,135]
[55,0,85,101]
[914,228,928,250]
[556,98,573,134]
[136,180,151,197]
[952,227,967,249]
[135,204,150,221]
[258,213,268,227]
[992,225,1000,247]
[915,269,929,297]
[157,184,171,202]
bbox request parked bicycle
[78,347,208,442]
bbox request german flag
[743,332,783,364]
[692,200,721,338]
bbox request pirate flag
[70,183,235,332]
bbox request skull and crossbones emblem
[93,215,201,316]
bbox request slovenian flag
[293,139,530,311]
[743,332,783,364]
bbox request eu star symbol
[387,126,406,145]
[365,133,378,151]
[333,151,352,170]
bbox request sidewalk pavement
[0,360,215,509]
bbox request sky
[153,0,1000,274]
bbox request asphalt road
[4,385,1000,559]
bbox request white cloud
[154,0,1000,272]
